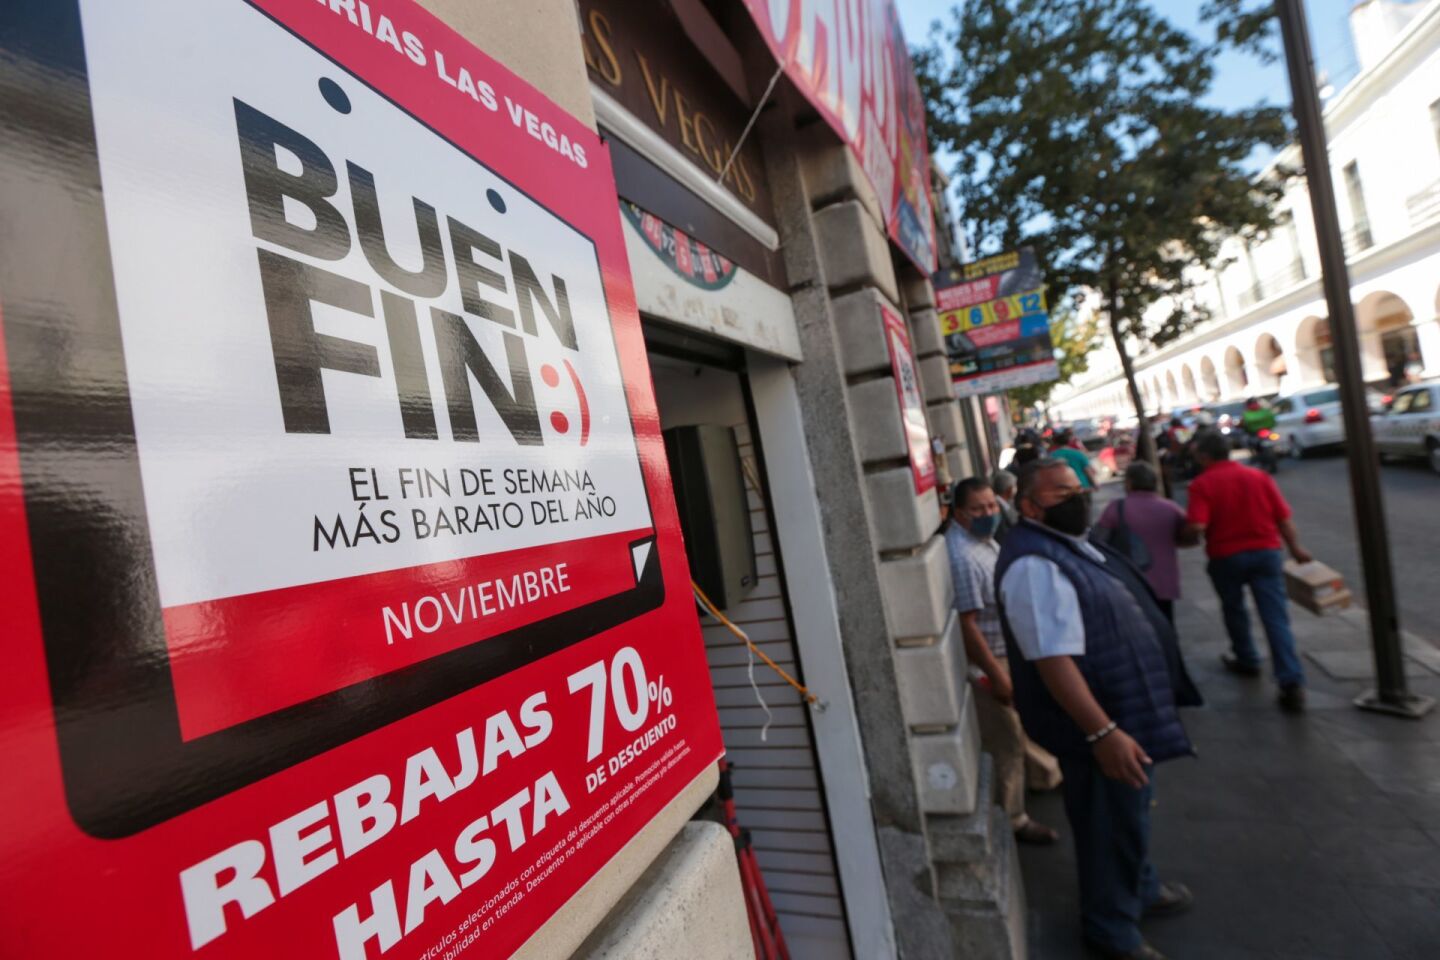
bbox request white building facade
[1052,0,1440,422]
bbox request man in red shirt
[1184,430,1314,712]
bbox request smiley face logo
[536,357,590,446]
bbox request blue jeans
[1058,753,1160,952]
[1207,548,1306,687]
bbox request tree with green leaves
[915,0,1290,465]
[1200,0,1280,61]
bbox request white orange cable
[692,582,823,746]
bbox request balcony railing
[1234,258,1306,311]
[1342,221,1374,257]
[1260,258,1306,295]
[1236,283,1265,310]
[1407,180,1440,228]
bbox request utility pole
[1275,0,1433,717]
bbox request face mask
[1041,493,1089,537]
[968,513,1000,538]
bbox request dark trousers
[1058,753,1160,953]
[1207,548,1305,687]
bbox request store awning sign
[741,0,938,272]
[935,248,1060,397]
[0,1,722,957]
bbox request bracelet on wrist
[1086,720,1118,744]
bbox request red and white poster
[740,0,938,273]
[881,304,937,495]
[0,1,722,957]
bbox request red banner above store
[741,0,938,272]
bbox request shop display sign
[936,248,1060,397]
[882,304,938,494]
[741,0,938,273]
[622,201,739,291]
[579,0,775,224]
[0,1,722,957]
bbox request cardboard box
[1284,560,1352,616]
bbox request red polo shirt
[1185,460,1291,559]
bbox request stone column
[1415,316,1440,378]
[756,99,1021,956]
[902,271,1024,960]
[901,271,974,485]
[754,108,956,957]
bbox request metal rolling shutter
[702,420,853,960]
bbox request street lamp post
[1275,0,1433,717]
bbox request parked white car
[1272,384,1387,459]
[1373,380,1440,474]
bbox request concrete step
[926,752,997,865]
[939,805,1028,960]
[936,805,1009,905]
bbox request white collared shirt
[999,526,1105,661]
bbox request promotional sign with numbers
[0,1,722,957]
[935,248,1060,398]
[882,304,938,495]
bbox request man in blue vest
[998,459,1202,960]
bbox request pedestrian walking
[945,478,1060,846]
[1159,416,1195,485]
[1050,429,1098,493]
[1093,462,1196,623]
[990,469,1019,543]
[1014,443,1043,470]
[998,460,1201,960]
[1007,427,1044,471]
[1184,429,1314,712]
[1111,430,1136,474]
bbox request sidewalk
[1020,481,1440,960]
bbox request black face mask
[1041,493,1090,537]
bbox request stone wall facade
[767,98,1022,958]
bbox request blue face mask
[968,512,1000,538]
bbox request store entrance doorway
[644,323,855,960]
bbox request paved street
[1268,452,1440,647]
[1020,481,1440,960]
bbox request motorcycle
[1248,430,1281,474]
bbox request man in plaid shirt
[946,477,1059,845]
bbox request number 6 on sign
[567,647,653,761]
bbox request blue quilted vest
[996,520,1202,762]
